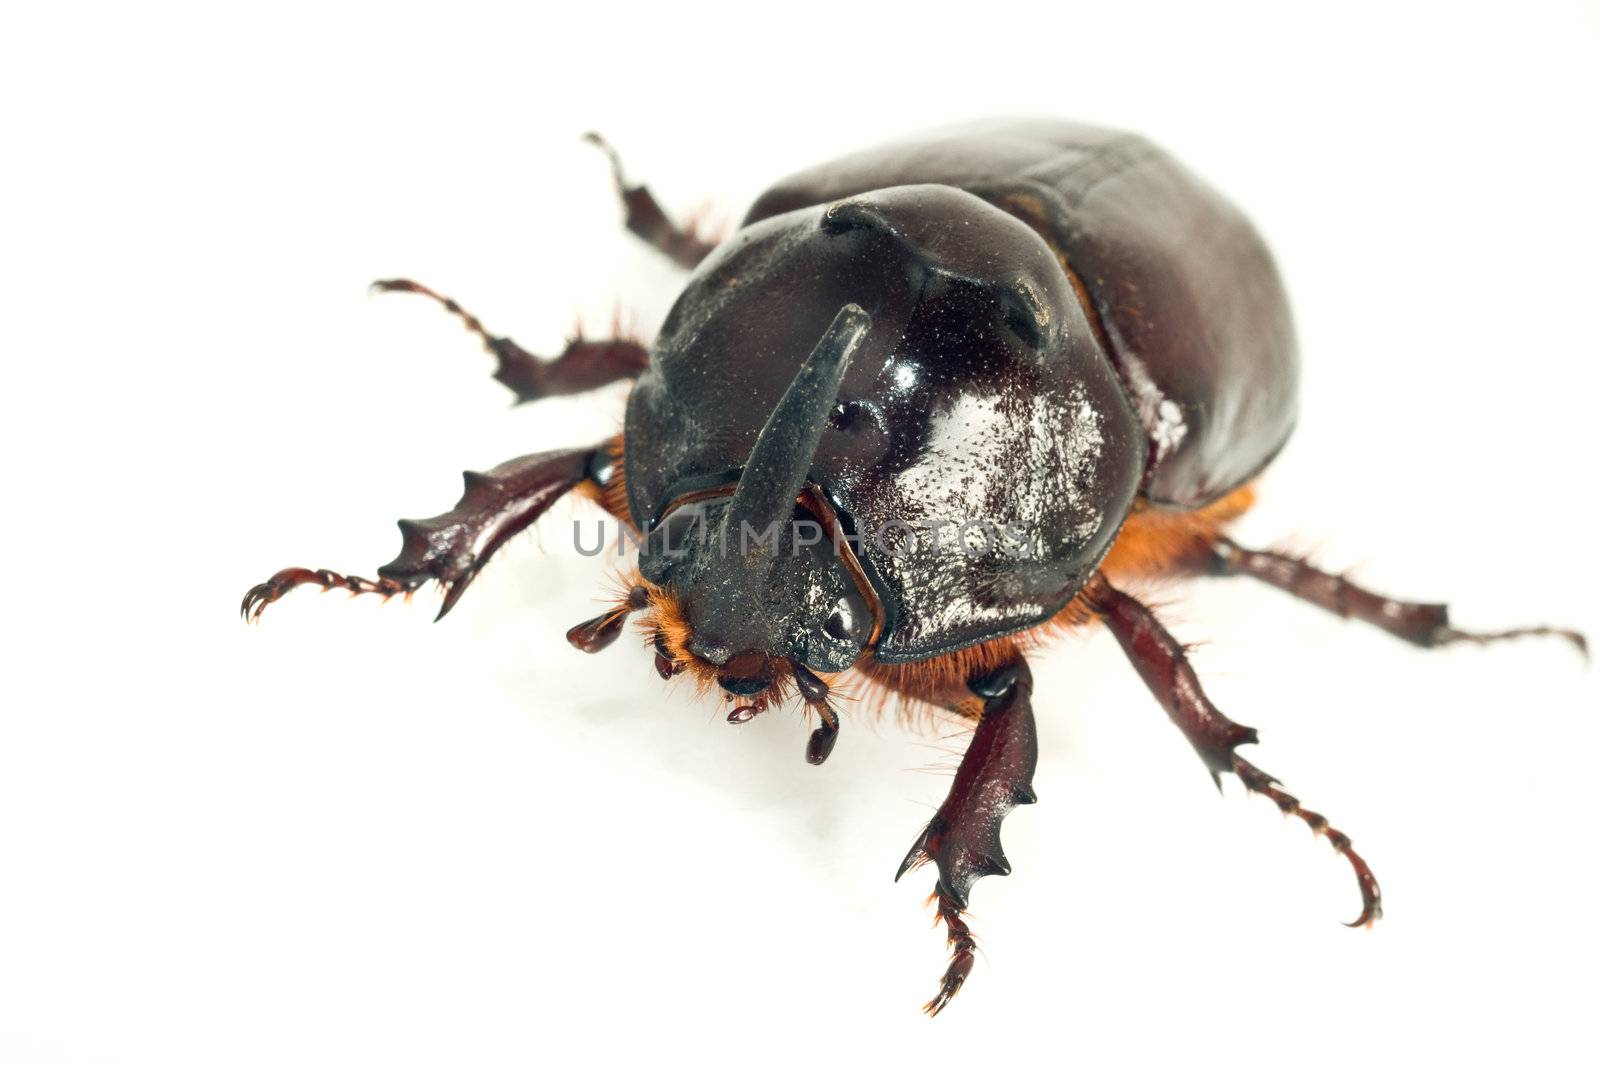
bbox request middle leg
[1083,572,1383,927]
[371,279,649,404]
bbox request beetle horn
[717,303,870,561]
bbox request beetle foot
[240,567,416,622]
[1432,622,1587,661]
[1232,754,1383,927]
[922,890,978,1017]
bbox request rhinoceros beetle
[243,119,1584,1015]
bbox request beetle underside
[241,134,1585,1016]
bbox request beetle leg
[371,278,649,403]
[1211,538,1586,656]
[895,660,1039,1016]
[1083,573,1383,928]
[242,445,603,623]
[583,132,718,269]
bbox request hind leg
[242,442,612,623]
[1211,537,1586,655]
[583,132,718,269]
[371,279,649,404]
[1083,573,1383,927]
[367,135,713,397]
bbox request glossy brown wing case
[745,118,1300,509]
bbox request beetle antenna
[566,584,650,654]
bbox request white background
[3,2,1597,1064]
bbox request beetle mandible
[242,119,1584,1015]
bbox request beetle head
[637,305,877,696]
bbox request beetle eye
[822,588,870,645]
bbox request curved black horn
[718,303,871,559]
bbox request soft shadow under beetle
[243,119,1584,1015]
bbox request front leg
[1083,573,1382,928]
[893,659,1039,1016]
[242,444,606,622]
